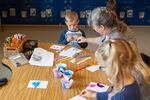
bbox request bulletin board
[0,0,150,25]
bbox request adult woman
[77,7,136,46]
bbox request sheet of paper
[59,47,82,57]
[70,95,86,100]
[86,82,109,92]
[29,48,54,66]
[27,80,48,89]
[86,65,99,72]
[9,53,28,67]
[50,45,65,51]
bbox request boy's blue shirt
[58,28,88,48]
[96,82,141,100]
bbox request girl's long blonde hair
[95,39,150,99]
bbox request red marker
[80,91,86,96]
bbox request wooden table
[0,43,109,100]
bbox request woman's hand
[80,89,96,99]
[77,36,87,43]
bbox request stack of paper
[59,47,82,57]
[29,48,54,66]
[50,45,65,51]
[86,65,100,72]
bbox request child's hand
[67,36,74,42]
[80,89,96,99]
[72,35,78,41]
[77,36,87,43]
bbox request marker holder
[4,39,26,57]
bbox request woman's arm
[78,37,100,45]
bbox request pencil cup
[56,63,67,73]
[61,78,73,89]
[63,70,74,80]
[52,68,63,78]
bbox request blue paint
[32,81,40,88]
[64,70,73,75]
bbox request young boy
[58,11,88,48]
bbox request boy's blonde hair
[95,39,150,99]
[65,11,78,22]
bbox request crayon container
[56,63,67,73]
[61,78,73,89]
[52,68,63,78]
[63,70,74,80]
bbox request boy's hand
[67,36,73,42]
[80,89,96,99]
[77,36,87,43]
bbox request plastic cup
[63,70,74,80]
[56,63,67,73]
[52,68,63,78]
[61,78,73,89]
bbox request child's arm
[80,89,96,99]
[58,29,69,44]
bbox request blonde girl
[80,39,150,100]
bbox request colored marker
[77,54,93,59]
[99,66,105,70]
[55,56,65,60]
[97,83,104,87]
[80,91,86,96]
[57,56,68,61]
[58,57,71,62]
[76,57,91,65]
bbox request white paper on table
[27,80,48,89]
[59,47,82,57]
[86,65,99,72]
[29,48,54,66]
[50,45,65,51]
[86,82,109,92]
[70,95,86,100]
